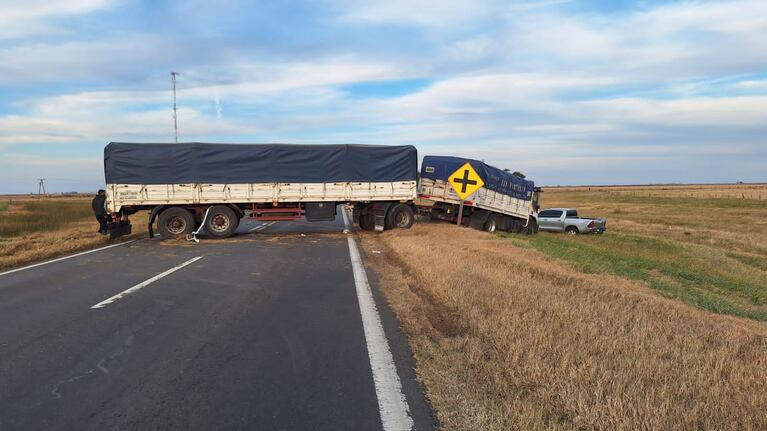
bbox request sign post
[447,162,484,227]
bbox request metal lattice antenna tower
[37,178,46,196]
[171,72,180,143]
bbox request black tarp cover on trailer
[420,155,535,201]
[104,142,418,184]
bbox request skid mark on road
[51,334,135,400]
[91,256,203,309]
[342,209,414,431]
[51,370,98,400]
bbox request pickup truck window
[539,210,562,218]
[566,209,577,217]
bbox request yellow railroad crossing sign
[448,162,484,200]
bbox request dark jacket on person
[92,194,106,216]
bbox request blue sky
[0,0,766,192]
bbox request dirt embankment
[361,223,767,431]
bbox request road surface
[0,209,434,430]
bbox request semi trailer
[104,142,418,239]
[417,155,540,233]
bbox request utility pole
[37,178,46,196]
[171,71,179,143]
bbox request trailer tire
[387,204,414,229]
[158,207,195,240]
[204,205,239,238]
[359,213,375,231]
[484,214,497,233]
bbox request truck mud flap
[370,202,393,231]
[305,202,336,221]
[147,206,166,238]
[109,220,132,240]
[469,209,490,230]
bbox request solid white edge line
[90,256,203,309]
[0,240,137,277]
[343,207,414,431]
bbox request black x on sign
[448,162,484,200]
[453,169,477,193]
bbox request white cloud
[336,0,501,28]
[500,0,767,79]
[1,0,767,190]
[0,0,112,39]
[576,96,767,127]
[735,80,767,89]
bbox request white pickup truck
[537,208,606,235]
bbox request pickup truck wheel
[484,214,497,233]
[204,205,239,238]
[158,207,194,239]
[387,204,414,229]
[565,226,579,235]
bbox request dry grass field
[361,184,767,430]
[552,183,767,200]
[0,196,146,271]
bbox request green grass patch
[726,252,767,272]
[0,199,94,238]
[0,201,7,213]
[500,231,767,321]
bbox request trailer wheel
[387,204,414,229]
[204,205,239,238]
[484,214,497,233]
[359,213,375,231]
[158,207,195,240]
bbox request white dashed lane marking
[90,256,203,309]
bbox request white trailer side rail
[108,181,417,212]
[418,178,532,220]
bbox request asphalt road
[0,209,434,431]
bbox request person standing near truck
[92,189,108,234]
